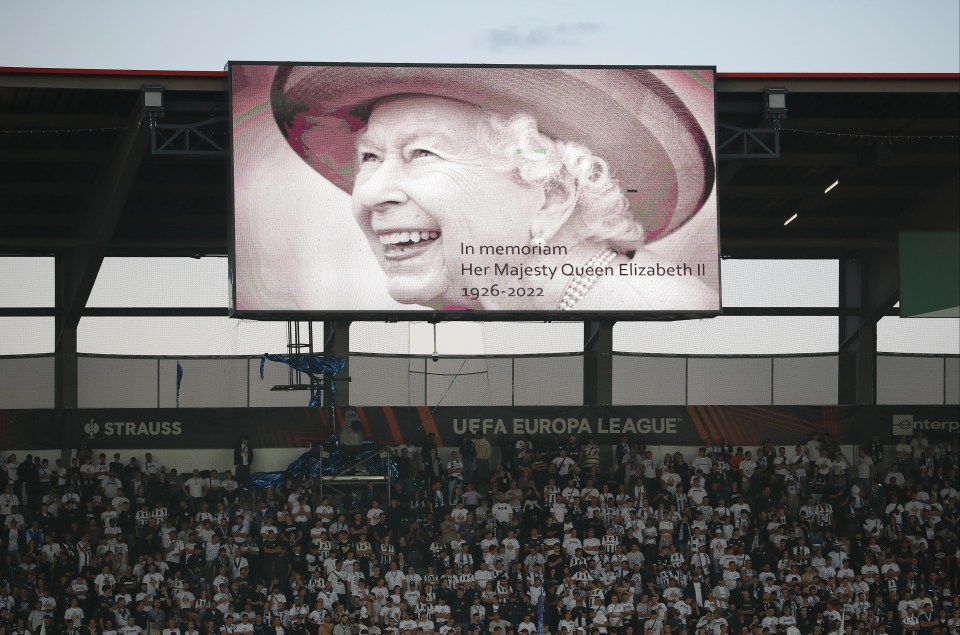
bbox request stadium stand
[1,66,958,635]
[0,433,957,635]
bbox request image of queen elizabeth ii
[231,64,719,314]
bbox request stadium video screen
[229,63,720,318]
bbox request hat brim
[271,65,714,242]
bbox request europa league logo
[84,419,100,439]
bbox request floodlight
[142,85,164,118]
[765,87,787,129]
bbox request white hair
[478,112,645,252]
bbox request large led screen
[230,63,720,318]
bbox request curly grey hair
[480,112,645,252]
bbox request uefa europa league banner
[0,405,957,450]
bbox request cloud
[484,22,605,50]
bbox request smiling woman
[349,95,592,309]
[230,63,720,315]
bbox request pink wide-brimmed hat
[269,65,715,242]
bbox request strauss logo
[84,420,100,439]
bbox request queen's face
[351,95,544,307]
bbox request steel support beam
[837,174,960,402]
[54,256,78,410]
[50,110,147,464]
[6,306,899,319]
[717,124,780,159]
[838,253,900,404]
[56,104,148,344]
[151,117,227,156]
[836,173,960,399]
[833,178,953,402]
[716,76,960,93]
[4,306,897,319]
[723,185,931,199]
[0,73,226,92]
[838,259,871,404]
[323,320,351,412]
[584,321,614,405]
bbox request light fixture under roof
[824,180,839,194]
[142,85,164,114]
[141,85,164,127]
[765,87,788,130]
[784,213,798,226]
[765,88,788,113]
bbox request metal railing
[0,352,956,409]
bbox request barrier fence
[0,352,956,409]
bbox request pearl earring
[530,235,545,247]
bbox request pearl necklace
[558,249,618,310]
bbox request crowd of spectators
[0,431,957,635]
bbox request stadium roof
[0,67,957,285]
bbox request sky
[1,0,958,73]
[1,0,958,361]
